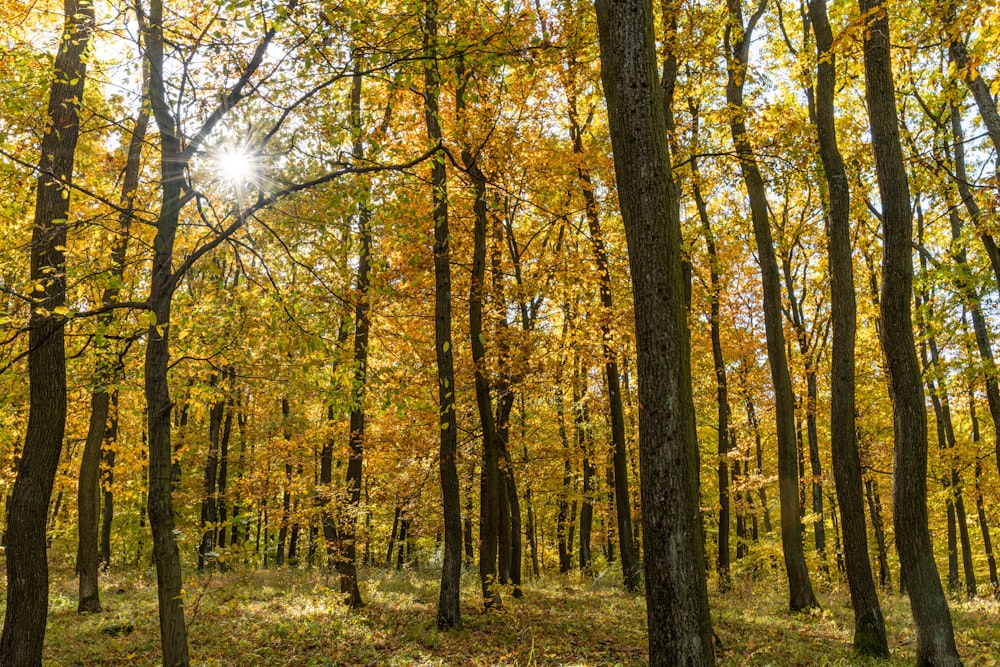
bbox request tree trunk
[969,389,1000,598]
[1,1,92,659]
[864,475,891,589]
[689,101,732,592]
[725,0,817,612]
[858,0,960,661]
[78,105,147,611]
[454,55,502,612]
[337,51,371,609]
[425,4,463,628]
[806,0,888,653]
[595,0,714,660]
[216,368,234,561]
[199,373,225,571]
[495,393,522,596]
[100,392,119,568]
[276,399,293,568]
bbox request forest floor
[17,563,1000,666]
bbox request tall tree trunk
[859,0,960,661]
[724,0,817,611]
[100,392,119,568]
[945,12,1000,288]
[425,3,463,628]
[863,475,891,589]
[199,373,225,570]
[216,367,234,561]
[595,0,714,660]
[0,0,92,659]
[556,376,573,574]
[576,371,594,575]
[78,105,148,612]
[455,54,502,612]
[276,399,293,568]
[969,383,1000,599]
[463,475,475,566]
[495,393,522,595]
[689,100,733,592]
[807,0,887,653]
[491,222,523,597]
[337,50,371,609]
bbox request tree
[858,0,961,662]
[806,0,888,655]
[595,0,714,661]
[77,103,149,611]
[724,0,817,612]
[0,0,93,661]
[424,0,463,629]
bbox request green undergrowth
[11,566,1000,665]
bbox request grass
[14,564,1000,665]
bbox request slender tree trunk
[595,0,714,660]
[454,55,501,612]
[806,0,887,652]
[864,475,891,589]
[78,105,147,611]
[969,389,1000,598]
[0,0,92,659]
[556,366,573,574]
[689,101,732,592]
[425,5,463,627]
[463,477,475,566]
[859,0,960,660]
[725,0,816,611]
[199,373,225,570]
[100,392,119,568]
[386,506,400,567]
[495,394,522,595]
[216,368,234,562]
[336,51,371,609]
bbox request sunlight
[216,148,256,184]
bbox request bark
[970,386,1000,599]
[556,378,573,574]
[864,475,891,589]
[595,0,714,661]
[576,367,594,574]
[491,222,523,597]
[425,3,463,628]
[78,105,148,611]
[858,0,961,661]
[386,506,400,567]
[807,0,887,653]
[725,0,817,612]
[454,55,502,611]
[199,373,225,571]
[100,392,118,568]
[0,0,92,659]
[337,51,371,610]
[463,476,475,566]
[495,393,522,596]
[276,399,293,568]
[216,368,234,557]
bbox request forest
[1,0,1000,664]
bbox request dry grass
[12,564,1000,666]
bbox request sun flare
[216,148,255,184]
